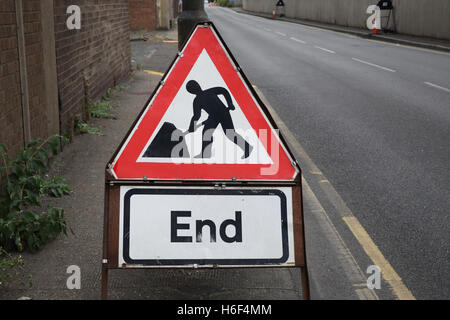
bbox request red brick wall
[129,0,157,30]
[23,0,48,142]
[1,0,131,156]
[0,0,24,157]
[1,0,55,157]
[53,0,131,134]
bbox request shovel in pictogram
[143,121,203,158]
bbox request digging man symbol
[186,80,253,159]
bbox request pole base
[178,11,209,50]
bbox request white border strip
[424,81,450,93]
[352,57,396,73]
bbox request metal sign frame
[101,21,310,300]
[102,178,309,299]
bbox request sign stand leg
[101,266,109,300]
[301,267,311,300]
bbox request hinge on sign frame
[107,163,114,177]
[214,183,227,190]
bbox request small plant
[137,28,145,40]
[0,136,72,253]
[104,88,113,101]
[135,63,144,71]
[88,99,117,120]
[75,121,103,136]
[216,0,232,7]
[0,246,25,286]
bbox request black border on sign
[122,188,289,266]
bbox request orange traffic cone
[272,9,276,18]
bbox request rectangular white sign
[118,186,295,267]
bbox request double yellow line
[343,216,415,299]
[144,70,164,77]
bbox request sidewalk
[233,8,450,53]
[0,29,302,300]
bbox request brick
[6,60,19,74]
[0,0,15,12]
[0,73,17,89]
[23,1,41,13]
[22,11,40,23]
[0,25,16,38]
[24,21,40,33]
[1,48,18,63]
[0,36,17,49]
[129,0,157,30]
[0,13,16,25]
[24,32,41,45]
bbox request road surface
[207,6,450,300]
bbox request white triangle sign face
[110,23,298,181]
[137,49,272,165]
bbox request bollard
[178,0,209,50]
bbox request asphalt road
[207,6,450,299]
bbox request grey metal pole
[178,0,209,50]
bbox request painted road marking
[343,216,415,300]
[275,31,287,37]
[290,37,306,44]
[144,70,164,77]
[302,177,378,300]
[314,46,335,54]
[424,81,450,93]
[163,40,178,43]
[253,85,415,300]
[352,57,396,72]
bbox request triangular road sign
[109,22,298,181]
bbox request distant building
[129,0,177,31]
